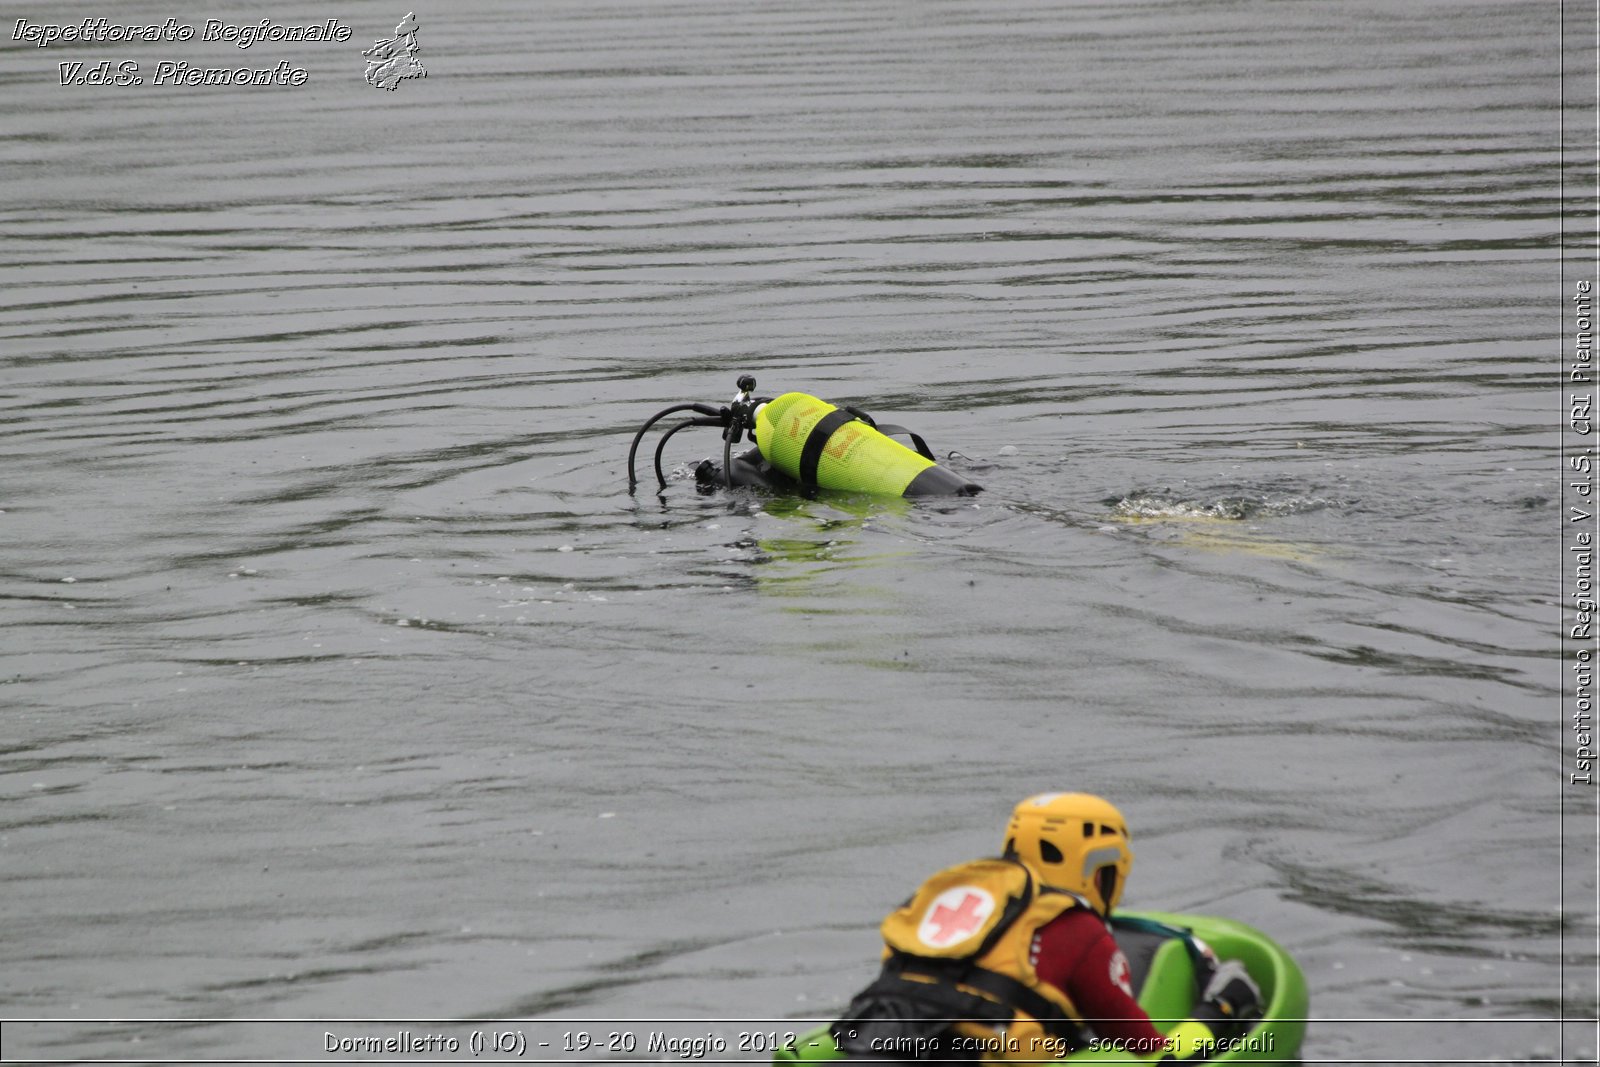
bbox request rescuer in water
[831,793,1262,1062]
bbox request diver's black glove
[1191,960,1262,1039]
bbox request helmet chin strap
[1095,866,1120,913]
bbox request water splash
[1106,489,1341,522]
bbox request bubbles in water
[1106,489,1339,521]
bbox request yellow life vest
[869,857,1093,1061]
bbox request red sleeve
[1032,910,1167,1055]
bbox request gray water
[1,0,1588,1063]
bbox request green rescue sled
[775,911,1307,1064]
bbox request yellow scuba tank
[754,392,980,497]
[625,377,981,497]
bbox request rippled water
[1,0,1586,1062]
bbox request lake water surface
[0,0,1589,1063]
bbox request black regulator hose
[627,402,725,493]
[652,417,721,491]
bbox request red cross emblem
[1109,950,1134,996]
[917,887,994,947]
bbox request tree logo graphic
[363,12,425,91]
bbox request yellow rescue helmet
[1002,792,1133,916]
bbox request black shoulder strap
[962,857,1034,960]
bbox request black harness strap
[853,967,1014,1024]
[873,423,935,461]
[798,408,860,490]
[881,955,1086,1049]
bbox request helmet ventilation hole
[1040,840,1064,863]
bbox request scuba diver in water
[627,377,982,498]
[831,793,1262,1062]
